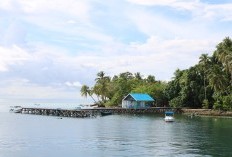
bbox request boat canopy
[165,111,174,115]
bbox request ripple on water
[0,113,232,157]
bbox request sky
[0,0,232,104]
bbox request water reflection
[0,113,232,157]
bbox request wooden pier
[17,107,182,118]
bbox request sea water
[0,103,232,157]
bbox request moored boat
[164,111,174,122]
[100,111,112,116]
[79,104,94,109]
[9,106,22,113]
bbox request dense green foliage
[81,71,167,107]
[81,37,232,110]
[165,37,232,110]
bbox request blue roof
[125,93,155,101]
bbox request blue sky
[0,0,232,103]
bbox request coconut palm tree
[146,75,156,83]
[81,85,89,97]
[95,71,110,83]
[94,71,110,103]
[215,37,232,85]
[80,85,97,103]
[215,37,232,63]
[134,72,143,80]
[207,65,228,94]
[199,54,210,100]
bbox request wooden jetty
[17,107,182,118]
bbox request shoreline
[181,109,232,117]
[9,105,232,118]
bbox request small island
[11,37,232,118]
[81,37,232,116]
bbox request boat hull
[164,116,174,122]
[100,111,112,116]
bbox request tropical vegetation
[81,37,232,110]
[81,71,167,107]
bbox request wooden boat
[100,111,112,116]
[164,111,174,122]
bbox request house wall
[122,100,134,108]
[122,100,147,109]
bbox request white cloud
[0,0,231,101]
[126,3,232,41]
[0,0,97,43]
[131,36,216,54]
[128,40,214,79]
[127,10,183,37]
[0,78,80,99]
[0,48,88,102]
[127,0,201,10]
[0,42,98,100]
[0,0,14,11]
[127,0,232,21]
[65,81,82,88]
[0,45,31,71]
[3,0,91,19]
[52,36,215,81]
[203,4,232,21]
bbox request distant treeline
[81,37,232,110]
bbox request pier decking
[17,107,182,118]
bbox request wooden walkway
[18,107,182,118]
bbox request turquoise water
[0,110,232,156]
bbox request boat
[74,106,82,110]
[164,111,174,122]
[79,104,94,109]
[9,106,22,113]
[100,111,112,116]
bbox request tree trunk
[204,75,207,100]
[89,95,97,104]
[231,71,232,88]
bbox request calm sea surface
[1,107,232,157]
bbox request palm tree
[173,69,183,80]
[134,72,143,80]
[215,37,232,85]
[224,52,232,86]
[215,37,231,63]
[207,65,228,94]
[80,85,97,103]
[146,75,156,83]
[81,85,89,97]
[119,72,133,80]
[94,71,110,103]
[95,71,110,83]
[199,54,210,100]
